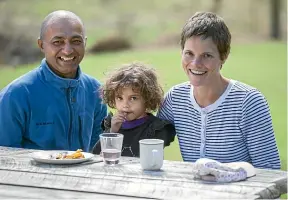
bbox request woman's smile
[189,69,207,75]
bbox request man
[0,10,107,152]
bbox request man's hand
[110,111,127,132]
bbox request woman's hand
[110,111,127,132]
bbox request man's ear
[84,36,87,48]
[37,38,45,53]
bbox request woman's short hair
[180,12,231,61]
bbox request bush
[89,36,132,54]
[0,33,43,67]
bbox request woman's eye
[185,51,193,56]
[116,97,122,101]
[203,54,212,58]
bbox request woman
[157,12,280,169]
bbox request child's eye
[130,96,138,101]
[116,96,122,101]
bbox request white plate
[31,151,97,165]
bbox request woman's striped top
[157,80,281,169]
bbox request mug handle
[151,149,158,168]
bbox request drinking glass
[100,133,124,165]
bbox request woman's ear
[222,52,230,65]
[220,55,228,69]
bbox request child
[92,63,176,157]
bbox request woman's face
[181,36,225,87]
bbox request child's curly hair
[101,63,164,112]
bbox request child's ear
[145,108,151,113]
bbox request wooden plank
[0,165,268,196]
[0,170,259,199]
[1,158,275,197]
[0,146,35,156]
[0,156,276,187]
[0,184,149,199]
[1,155,286,187]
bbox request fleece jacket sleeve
[0,90,27,147]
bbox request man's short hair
[39,10,85,40]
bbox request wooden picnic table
[0,146,286,199]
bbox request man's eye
[185,51,193,56]
[73,40,82,44]
[53,41,62,45]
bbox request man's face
[38,18,86,78]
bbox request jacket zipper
[66,88,72,148]
[78,116,84,150]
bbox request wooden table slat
[0,184,146,199]
[0,170,260,199]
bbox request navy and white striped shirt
[157,80,281,169]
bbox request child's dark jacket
[92,113,176,157]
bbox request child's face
[115,87,147,121]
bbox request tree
[270,0,281,39]
[211,0,222,14]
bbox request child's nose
[122,103,129,110]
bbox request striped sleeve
[240,90,281,169]
[157,87,175,124]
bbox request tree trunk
[211,0,222,14]
[270,0,281,39]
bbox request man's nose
[62,43,73,55]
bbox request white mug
[139,139,164,170]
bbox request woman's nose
[190,57,202,66]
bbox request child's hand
[110,111,127,132]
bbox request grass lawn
[0,42,286,171]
